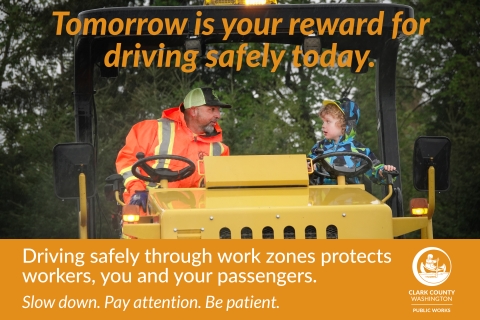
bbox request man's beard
[203,123,215,134]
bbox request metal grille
[305,225,317,239]
[241,227,252,239]
[284,226,295,239]
[219,227,231,239]
[326,225,338,239]
[262,226,274,239]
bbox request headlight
[122,204,141,222]
[123,214,140,222]
[410,198,428,216]
[411,207,428,216]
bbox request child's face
[321,114,343,142]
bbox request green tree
[0,0,127,238]
[396,0,480,238]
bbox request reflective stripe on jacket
[116,105,229,203]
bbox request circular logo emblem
[412,247,452,286]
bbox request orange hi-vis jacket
[116,104,229,204]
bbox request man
[116,87,231,209]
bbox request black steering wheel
[312,151,373,179]
[131,152,196,183]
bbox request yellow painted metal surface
[148,185,374,211]
[381,185,393,203]
[203,154,309,188]
[427,166,436,219]
[159,205,393,239]
[123,223,160,239]
[392,217,428,237]
[421,219,434,239]
[131,184,397,239]
[122,153,431,240]
[125,184,435,239]
[78,173,87,239]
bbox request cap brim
[323,100,344,114]
[204,100,232,108]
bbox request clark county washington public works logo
[412,247,452,286]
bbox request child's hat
[323,99,345,114]
[323,99,361,139]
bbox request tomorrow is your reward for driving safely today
[52,10,429,73]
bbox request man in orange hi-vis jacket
[116,88,231,210]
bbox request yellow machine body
[122,154,429,239]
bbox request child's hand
[383,165,396,172]
[307,162,312,172]
[379,165,396,177]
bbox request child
[309,99,396,185]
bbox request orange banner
[0,240,477,319]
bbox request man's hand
[129,190,148,213]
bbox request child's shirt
[308,138,387,185]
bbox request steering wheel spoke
[178,165,195,180]
[312,165,330,178]
[137,162,159,179]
